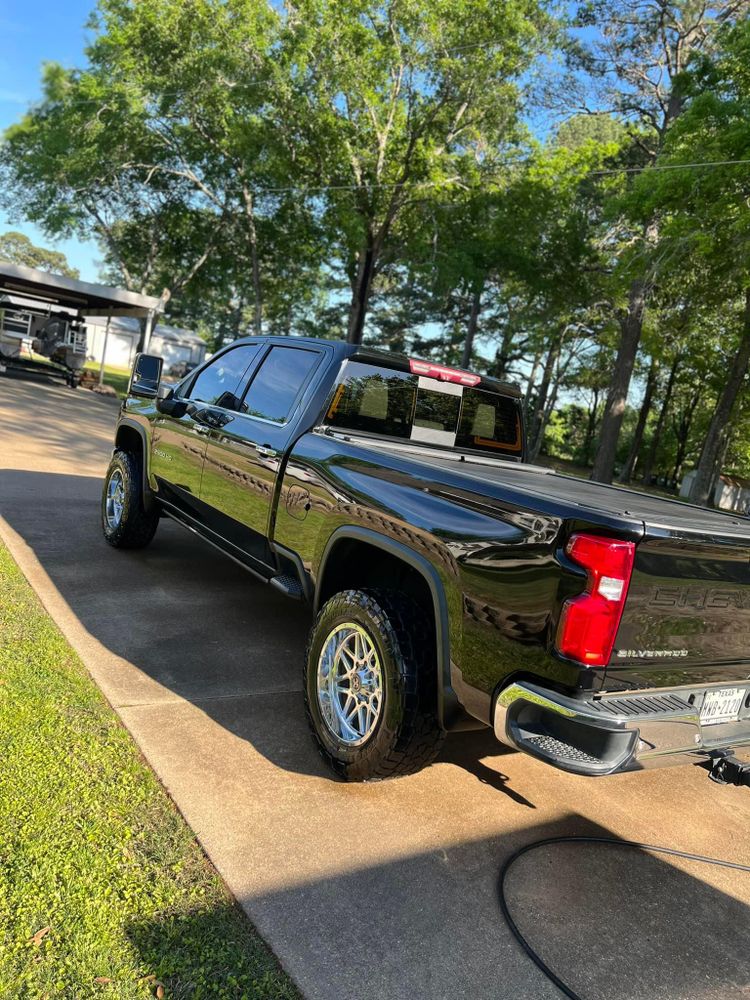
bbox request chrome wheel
[105,468,125,529]
[317,623,383,746]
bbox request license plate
[700,688,746,725]
[0,364,6,373]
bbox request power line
[23,87,750,181]
[19,151,750,202]
[591,157,750,175]
[219,156,750,194]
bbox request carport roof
[0,261,162,318]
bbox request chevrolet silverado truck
[101,336,750,783]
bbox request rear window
[325,361,522,456]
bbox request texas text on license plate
[700,688,746,725]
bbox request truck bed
[367,439,750,539]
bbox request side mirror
[129,353,163,399]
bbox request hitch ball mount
[708,753,750,787]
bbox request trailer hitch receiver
[708,753,750,787]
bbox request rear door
[199,343,325,564]
[150,343,260,518]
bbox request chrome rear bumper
[493,680,750,776]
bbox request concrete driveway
[2,369,750,1000]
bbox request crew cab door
[199,343,324,564]
[150,343,260,518]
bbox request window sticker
[409,376,463,446]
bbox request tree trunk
[670,386,700,484]
[641,354,679,486]
[618,356,658,483]
[461,283,483,369]
[250,238,262,337]
[241,185,263,336]
[494,326,519,381]
[525,348,543,416]
[583,388,600,467]
[528,332,562,462]
[688,290,750,506]
[347,240,377,344]
[591,277,648,483]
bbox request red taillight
[409,358,481,386]
[556,533,636,667]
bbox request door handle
[256,444,278,458]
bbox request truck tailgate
[610,532,750,688]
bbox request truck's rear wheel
[101,449,159,549]
[304,589,445,781]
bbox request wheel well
[317,538,437,637]
[115,424,144,460]
[114,424,153,506]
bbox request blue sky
[0,0,101,279]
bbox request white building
[680,471,750,513]
[84,315,207,372]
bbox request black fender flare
[315,525,460,729]
[113,418,155,511]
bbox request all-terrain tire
[304,588,445,781]
[101,448,159,549]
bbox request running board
[270,574,304,600]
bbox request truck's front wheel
[304,589,445,781]
[101,449,159,549]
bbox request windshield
[325,361,523,458]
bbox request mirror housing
[129,353,163,399]
[156,383,188,417]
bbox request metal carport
[0,262,163,385]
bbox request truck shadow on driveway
[0,468,526,800]
[125,812,750,1000]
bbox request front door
[150,343,260,519]
[200,344,323,564]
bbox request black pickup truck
[101,336,750,783]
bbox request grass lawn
[0,542,298,1000]
[83,362,131,399]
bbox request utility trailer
[0,307,88,388]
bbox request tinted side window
[325,362,415,437]
[242,347,319,423]
[456,388,522,454]
[187,345,259,408]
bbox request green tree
[278,0,555,343]
[578,0,749,484]
[627,17,750,503]
[0,2,280,326]
[0,230,79,278]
